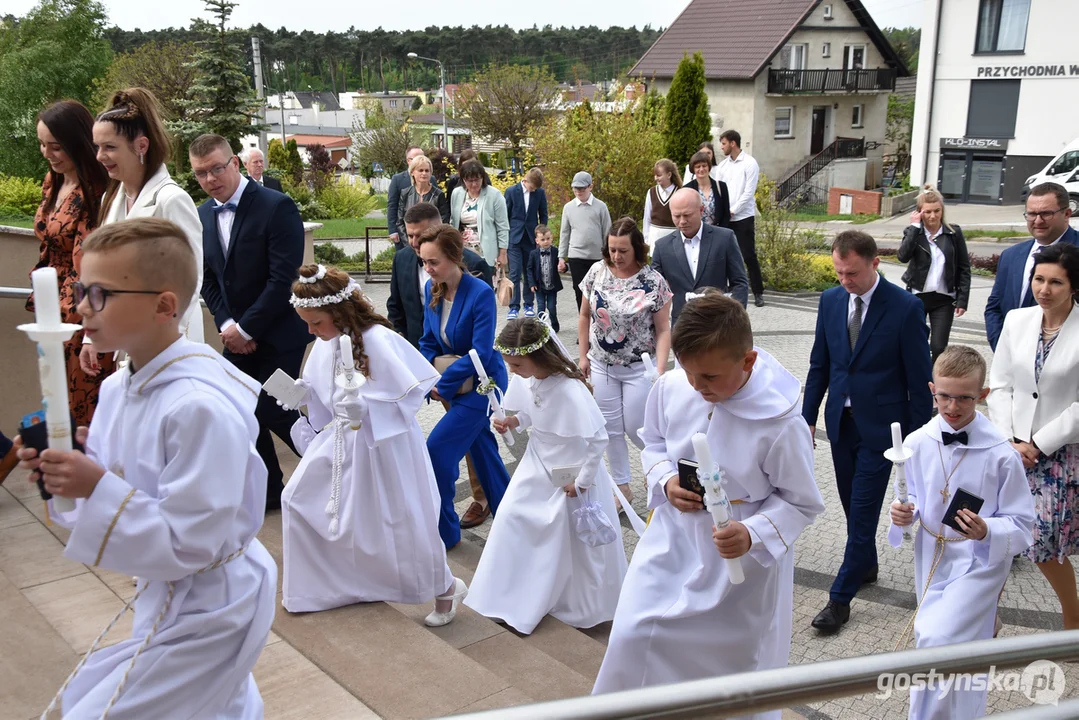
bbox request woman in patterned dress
[989,243,1079,628]
[578,217,673,506]
[27,100,110,427]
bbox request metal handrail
[442,631,1079,719]
[1,286,31,299]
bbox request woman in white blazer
[80,88,204,376]
[988,243,1079,628]
[449,160,509,274]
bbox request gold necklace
[936,443,969,504]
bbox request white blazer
[988,304,1079,455]
[448,185,509,267]
[100,165,204,342]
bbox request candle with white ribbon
[18,268,80,513]
[468,349,514,447]
[334,334,366,430]
[691,432,745,584]
[641,353,659,383]
[883,422,913,541]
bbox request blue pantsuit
[420,271,511,548]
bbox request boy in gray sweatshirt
[558,171,612,310]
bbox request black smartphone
[17,417,84,501]
[677,458,705,498]
[942,488,985,534]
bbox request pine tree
[663,52,711,167]
[285,139,304,183]
[171,0,265,153]
[267,138,289,173]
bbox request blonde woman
[897,185,971,362]
[642,159,682,245]
[396,154,449,239]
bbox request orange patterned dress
[26,175,115,428]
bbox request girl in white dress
[465,317,628,634]
[282,264,466,625]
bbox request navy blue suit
[526,247,563,330]
[200,180,312,510]
[504,182,549,311]
[419,271,511,547]
[984,227,1079,350]
[803,275,932,604]
[385,170,412,245]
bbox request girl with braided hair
[81,88,203,378]
[464,317,627,634]
[280,264,466,624]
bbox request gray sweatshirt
[558,196,612,260]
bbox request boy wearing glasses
[890,345,1034,720]
[15,218,277,718]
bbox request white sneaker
[425,577,468,627]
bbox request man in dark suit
[504,167,549,318]
[242,147,282,192]
[386,202,494,528]
[803,230,933,633]
[387,203,493,347]
[191,134,312,512]
[385,145,425,251]
[985,182,1078,350]
[652,187,749,323]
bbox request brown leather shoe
[0,444,17,486]
[460,501,490,529]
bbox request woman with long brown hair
[417,224,511,549]
[27,100,110,427]
[280,263,467,624]
[80,87,203,376]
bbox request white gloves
[275,378,311,411]
[335,394,368,426]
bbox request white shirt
[845,273,880,406]
[716,151,760,221]
[574,194,594,207]
[1020,233,1066,303]
[642,184,676,234]
[440,298,453,347]
[920,225,952,296]
[418,264,431,306]
[216,177,251,341]
[522,184,531,213]
[681,223,704,277]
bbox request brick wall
[828,187,882,215]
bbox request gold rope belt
[895,522,968,651]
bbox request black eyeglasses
[194,158,235,181]
[73,282,163,312]
[1023,209,1066,222]
[933,392,977,406]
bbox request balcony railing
[768,68,897,94]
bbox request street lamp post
[407,52,449,152]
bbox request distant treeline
[103,24,666,94]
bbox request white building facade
[911,0,1079,204]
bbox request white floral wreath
[290,272,362,309]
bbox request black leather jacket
[897,223,971,310]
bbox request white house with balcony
[631,0,909,202]
[910,0,1079,205]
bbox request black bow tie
[213,201,237,214]
[540,249,551,255]
[942,431,968,446]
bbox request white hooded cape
[888,412,1034,720]
[48,337,276,719]
[592,349,825,720]
[464,373,628,634]
[281,325,453,611]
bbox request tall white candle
[691,432,745,584]
[886,421,912,541]
[21,268,78,513]
[339,334,355,370]
[469,349,514,447]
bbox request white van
[1022,137,1079,210]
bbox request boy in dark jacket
[526,225,563,331]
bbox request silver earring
[139,152,144,165]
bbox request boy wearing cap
[558,171,612,311]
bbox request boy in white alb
[890,345,1034,720]
[592,294,825,717]
[17,218,276,719]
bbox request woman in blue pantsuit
[419,224,511,548]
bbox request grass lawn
[788,212,881,224]
[313,217,388,239]
[963,228,1027,240]
[0,216,35,229]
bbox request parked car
[1022,136,1079,206]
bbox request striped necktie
[848,296,863,350]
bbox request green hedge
[0,176,42,217]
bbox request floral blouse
[580,261,673,367]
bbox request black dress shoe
[754,294,765,307]
[863,566,879,585]
[811,600,851,633]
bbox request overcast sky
[9,0,922,33]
